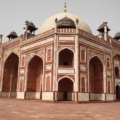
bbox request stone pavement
[0,98,120,120]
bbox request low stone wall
[78,93,89,101]
[1,92,10,97]
[17,92,25,99]
[25,92,40,99]
[90,94,105,101]
[106,94,114,101]
[42,92,53,101]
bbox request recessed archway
[89,56,103,100]
[27,55,43,92]
[26,55,43,99]
[58,77,73,101]
[116,85,120,100]
[113,54,120,94]
[58,48,74,68]
[2,53,19,98]
[115,67,119,78]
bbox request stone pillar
[74,19,79,102]
[103,22,108,41]
[25,20,28,31]
[0,34,2,97]
[25,20,28,39]
[55,18,58,33]
[53,18,58,101]
[0,34,3,43]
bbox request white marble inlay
[46,64,52,70]
[107,70,111,76]
[59,37,74,41]
[20,69,25,74]
[80,65,86,71]
[58,69,75,74]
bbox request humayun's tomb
[0,3,120,102]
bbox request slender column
[25,20,28,39]
[74,19,79,102]
[53,18,58,101]
[0,34,2,97]
[103,22,108,41]
[0,34,3,43]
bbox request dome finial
[64,2,67,13]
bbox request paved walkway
[0,98,120,120]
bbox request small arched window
[81,50,85,62]
[46,76,50,91]
[59,49,74,67]
[108,81,110,93]
[47,49,52,62]
[115,67,119,78]
[81,77,85,92]
[107,58,110,68]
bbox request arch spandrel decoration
[112,49,120,58]
[113,53,120,59]
[26,49,45,63]
[58,46,75,53]
[57,75,75,81]
[88,50,105,63]
[4,52,19,64]
[3,47,20,62]
[58,76,74,83]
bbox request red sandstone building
[0,4,120,102]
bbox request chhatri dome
[38,3,92,34]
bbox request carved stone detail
[58,46,75,52]
[88,50,104,62]
[3,47,20,62]
[112,49,120,57]
[27,49,45,62]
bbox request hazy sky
[0,0,120,42]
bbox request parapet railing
[21,28,54,46]
[2,37,21,47]
[79,29,112,48]
[57,28,76,33]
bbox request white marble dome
[38,12,92,34]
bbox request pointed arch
[26,55,43,92]
[89,55,104,66]
[25,54,44,92]
[2,52,19,98]
[58,47,74,54]
[4,52,19,65]
[115,67,119,78]
[58,48,74,67]
[89,56,104,100]
[58,77,74,101]
[27,54,44,66]
[58,76,74,83]
[113,53,120,59]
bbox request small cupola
[114,31,120,40]
[7,31,18,40]
[57,16,76,28]
[23,21,38,34]
[97,23,110,33]
[97,22,110,41]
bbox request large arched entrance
[116,85,120,100]
[58,77,73,101]
[26,55,43,99]
[89,56,104,101]
[59,49,74,68]
[2,53,19,98]
[113,54,120,97]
